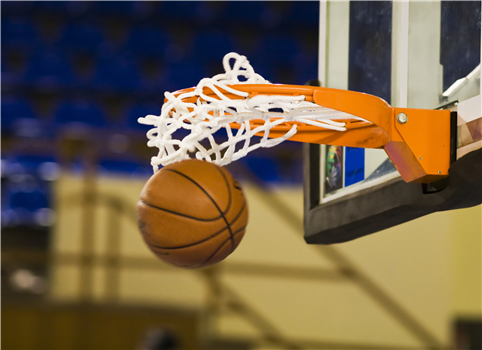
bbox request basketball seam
[165,168,236,251]
[150,226,247,269]
[164,168,232,214]
[194,225,247,268]
[139,200,225,222]
[146,200,247,250]
[214,166,236,251]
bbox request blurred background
[1,1,480,350]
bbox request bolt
[397,113,408,124]
[438,171,441,174]
[418,156,422,160]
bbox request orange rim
[167,83,452,183]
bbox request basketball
[137,159,248,269]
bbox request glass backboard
[304,1,481,244]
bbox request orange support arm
[310,87,451,183]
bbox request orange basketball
[137,159,248,269]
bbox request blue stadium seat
[5,164,50,215]
[1,54,19,86]
[11,117,48,138]
[33,0,95,16]
[24,50,75,87]
[10,188,49,212]
[1,1,35,15]
[1,54,9,73]
[253,35,302,65]
[137,64,165,94]
[33,1,71,14]
[293,54,318,85]
[1,96,36,130]
[12,155,58,174]
[98,159,150,175]
[162,61,207,91]
[57,21,106,52]
[190,31,237,62]
[1,18,38,49]
[239,148,304,185]
[286,2,320,26]
[92,54,142,92]
[223,2,269,23]
[242,156,280,183]
[160,1,207,21]
[33,1,94,18]
[54,98,106,126]
[122,26,170,57]
[90,1,119,14]
[91,1,149,17]
[123,101,161,130]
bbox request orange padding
[170,84,451,183]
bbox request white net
[139,52,360,172]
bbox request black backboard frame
[303,121,482,245]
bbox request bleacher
[1,1,316,229]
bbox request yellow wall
[50,172,481,349]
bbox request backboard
[304,1,481,244]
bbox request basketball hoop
[139,53,451,183]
